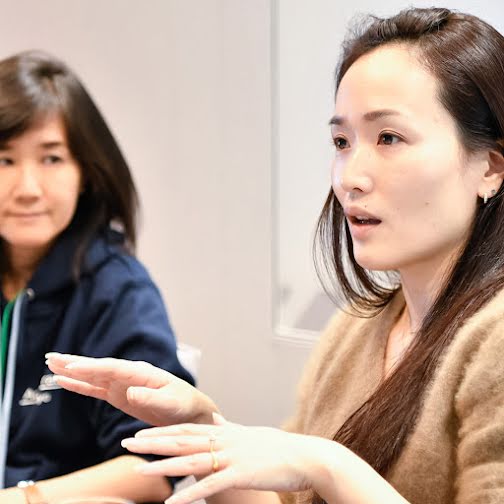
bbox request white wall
[0,0,310,427]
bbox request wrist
[305,437,349,501]
[307,441,410,504]
[16,481,48,504]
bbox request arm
[0,455,171,504]
[45,311,350,433]
[120,417,411,504]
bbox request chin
[353,251,399,272]
[7,236,56,251]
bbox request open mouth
[349,216,382,225]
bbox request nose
[13,165,43,201]
[332,145,374,197]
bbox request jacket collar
[26,226,126,297]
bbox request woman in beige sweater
[47,6,504,504]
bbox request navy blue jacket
[2,227,194,487]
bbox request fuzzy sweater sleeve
[281,309,350,435]
[279,309,353,504]
[454,317,504,503]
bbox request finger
[212,412,228,425]
[135,423,219,438]
[122,435,223,456]
[52,376,109,401]
[164,469,237,504]
[136,451,228,477]
[53,357,173,390]
[46,354,84,376]
[45,352,82,365]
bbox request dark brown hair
[0,50,138,273]
[313,7,504,502]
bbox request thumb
[212,411,228,425]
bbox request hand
[122,414,335,504]
[45,353,217,426]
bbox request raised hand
[45,353,217,426]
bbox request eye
[42,155,63,165]
[332,136,350,150]
[378,132,402,146]
[0,157,14,167]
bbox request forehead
[335,44,445,123]
[6,114,68,147]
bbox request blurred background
[2,0,502,427]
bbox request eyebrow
[329,109,402,126]
[40,141,66,149]
[0,140,66,151]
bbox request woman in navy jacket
[0,50,194,504]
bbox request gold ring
[209,433,219,472]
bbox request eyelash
[43,155,64,165]
[331,132,404,150]
[378,132,403,146]
[0,155,64,167]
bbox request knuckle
[187,454,201,469]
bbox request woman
[47,7,504,504]
[0,51,194,504]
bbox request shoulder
[85,244,159,296]
[75,242,168,326]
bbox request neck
[398,249,459,333]
[1,243,49,299]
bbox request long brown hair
[313,7,504,502]
[0,50,138,273]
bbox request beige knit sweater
[280,288,504,504]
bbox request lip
[8,211,48,218]
[344,206,382,240]
[344,206,381,221]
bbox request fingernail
[134,429,149,438]
[44,352,60,359]
[121,438,135,448]
[212,412,227,423]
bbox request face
[330,44,489,275]
[0,114,81,257]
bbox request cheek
[51,172,82,220]
[330,161,345,203]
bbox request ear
[477,149,504,200]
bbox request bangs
[0,55,62,143]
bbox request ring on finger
[209,433,219,472]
